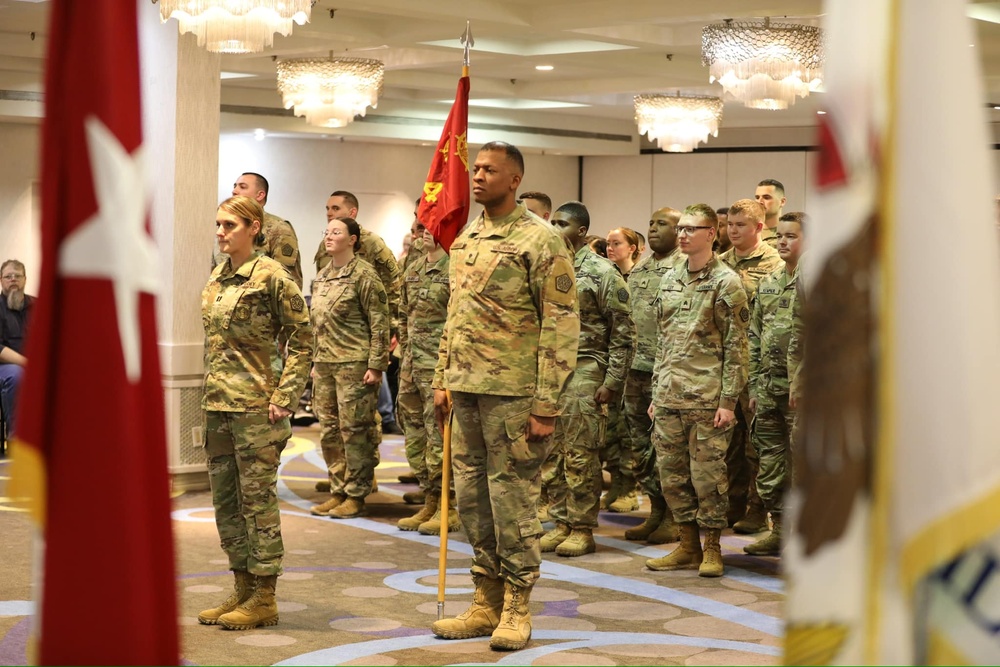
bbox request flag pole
[436,22,472,621]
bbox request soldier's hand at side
[789,395,798,409]
[714,408,736,429]
[433,389,451,433]
[647,402,655,420]
[268,403,292,424]
[363,369,382,386]
[748,398,757,414]
[594,386,615,405]
[526,414,555,442]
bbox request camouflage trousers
[397,369,447,494]
[313,361,379,499]
[751,393,795,514]
[451,392,553,589]
[622,369,663,497]
[726,392,762,520]
[548,360,607,529]
[653,407,733,530]
[205,410,290,576]
[599,397,631,484]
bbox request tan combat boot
[329,496,366,518]
[418,503,461,535]
[310,493,346,516]
[219,574,279,630]
[539,523,571,552]
[490,582,533,650]
[624,494,667,541]
[646,516,679,545]
[555,528,596,557]
[432,575,504,639]
[733,503,768,534]
[609,485,639,513]
[197,570,254,625]
[399,492,438,531]
[699,528,724,577]
[744,514,782,555]
[645,522,702,571]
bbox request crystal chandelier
[702,18,824,110]
[634,94,723,153]
[156,0,314,54]
[276,56,385,128]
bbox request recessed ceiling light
[220,71,256,80]
[535,65,554,71]
[253,128,266,141]
[816,110,827,115]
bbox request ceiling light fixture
[276,56,385,128]
[155,0,314,54]
[701,18,824,110]
[634,93,723,153]
[535,65,554,71]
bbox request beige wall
[0,123,40,295]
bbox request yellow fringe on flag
[7,438,47,526]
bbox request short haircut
[220,195,266,246]
[333,216,364,252]
[242,172,269,199]
[1,259,25,276]
[716,207,729,216]
[554,200,589,229]
[683,203,720,231]
[727,199,766,224]
[330,190,360,211]
[779,211,808,231]
[520,191,552,214]
[757,178,785,196]
[480,141,525,175]
[609,226,642,261]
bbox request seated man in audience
[0,260,33,435]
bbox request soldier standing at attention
[541,201,636,557]
[645,204,749,579]
[745,212,807,556]
[719,199,783,535]
[621,207,683,545]
[198,196,313,630]
[309,216,390,519]
[431,141,580,651]
[395,227,459,535]
[754,178,786,249]
[223,172,304,288]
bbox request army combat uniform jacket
[433,203,580,417]
[311,255,390,371]
[749,264,800,408]
[201,252,313,412]
[572,246,635,390]
[652,255,749,411]
[399,251,450,379]
[627,248,682,373]
[315,227,401,331]
[719,241,783,305]
[213,211,303,288]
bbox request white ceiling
[1,0,999,154]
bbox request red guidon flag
[8,1,178,664]
[417,68,471,252]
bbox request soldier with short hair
[645,204,749,579]
[744,212,807,556]
[199,196,313,630]
[754,178,786,249]
[541,201,635,558]
[431,141,579,651]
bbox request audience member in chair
[0,260,33,435]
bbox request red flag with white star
[8,1,178,663]
[417,69,471,252]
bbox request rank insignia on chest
[779,297,790,309]
[555,273,573,293]
[465,251,478,265]
[681,298,691,310]
[639,279,648,288]
[493,242,518,254]
[617,287,629,303]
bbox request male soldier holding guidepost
[432,141,580,651]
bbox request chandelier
[701,18,824,110]
[634,94,723,153]
[276,56,385,128]
[156,0,314,54]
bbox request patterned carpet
[0,425,784,666]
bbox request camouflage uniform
[315,227,401,333]
[652,255,749,530]
[433,202,579,588]
[749,264,800,515]
[548,247,635,529]
[718,242,783,522]
[201,252,313,576]
[397,251,450,495]
[760,226,778,249]
[311,256,390,499]
[214,211,304,289]
[622,247,683,498]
